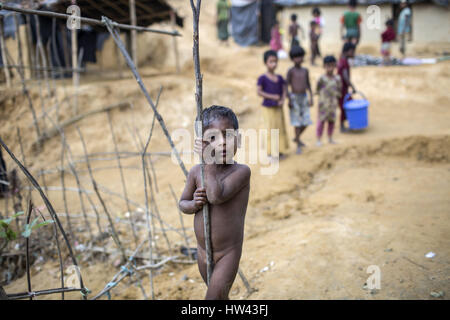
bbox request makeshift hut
[0,0,183,80]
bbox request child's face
[293,56,304,66]
[265,55,278,72]
[325,63,335,74]
[203,118,239,165]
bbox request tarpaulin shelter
[230,0,278,46]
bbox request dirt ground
[1,1,449,300]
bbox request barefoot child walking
[315,55,342,146]
[179,106,251,300]
[286,46,313,154]
[257,50,289,159]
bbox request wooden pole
[13,14,24,78]
[0,15,11,88]
[170,11,180,74]
[24,15,35,79]
[189,0,214,286]
[129,0,137,68]
[71,1,79,115]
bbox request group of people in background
[213,0,414,159]
[257,41,357,158]
[267,0,412,62]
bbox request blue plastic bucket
[343,92,369,130]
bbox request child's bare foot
[328,138,337,144]
[316,141,322,147]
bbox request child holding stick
[179,106,251,300]
[315,55,342,146]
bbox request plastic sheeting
[231,1,259,46]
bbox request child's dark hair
[386,18,394,27]
[342,42,356,53]
[291,14,297,21]
[349,0,357,7]
[200,105,239,131]
[312,7,321,16]
[263,50,278,63]
[290,46,305,59]
[323,55,337,65]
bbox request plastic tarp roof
[231,1,259,46]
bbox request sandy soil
[1,1,449,300]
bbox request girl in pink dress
[270,21,282,52]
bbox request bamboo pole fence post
[0,15,11,88]
[129,0,137,68]
[71,15,79,115]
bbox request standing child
[397,0,411,57]
[341,0,362,46]
[286,46,313,154]
[216,0,230,45]
[270,21,282,52]
[288,14,305,50]
[316,56,342,146]
[179,105,251,300]
[381,19,396,65]
[257,50,289,159]
[309,21,321,66]
[337,42,357,132]
[312,7,325,35]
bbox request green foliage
[0,211,54,241]
[22,218,55,238]
[0,212,24,241]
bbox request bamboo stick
[0,16,11,88]
[189,0,213,286]
[129,0,137,68]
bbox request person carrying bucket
[338,42,357,133]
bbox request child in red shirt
[381,19,396,65]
